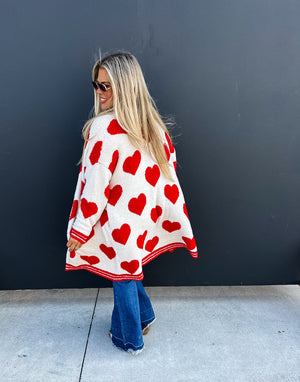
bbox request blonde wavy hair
[78,51,175,181]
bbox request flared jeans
[110,280,156,354]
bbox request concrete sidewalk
[0,285,299,382]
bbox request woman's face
[96,67,113,110]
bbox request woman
[66,52,198,354]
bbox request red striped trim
[65,242,198,281]
[65,263,144,281]
[142,242,198,265]
[70,228,89,244]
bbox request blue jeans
[110,280,155,353]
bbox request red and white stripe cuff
[70,228,89,244]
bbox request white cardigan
[65,113,198,281]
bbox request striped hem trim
[65,263,144,281]
[142,242,198,265]
[70,228,89,244]
[65,242,198,281]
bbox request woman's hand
[67,237,83,252]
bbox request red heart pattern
[100,244,116,259]
[109,150,119,173]
[150,205,162,223]
[80,255,100,265]
[162,220,181,232]
[123,150,141,175]
[128,193,146,215]
[80,198,98,218]
[165,132,175,153]
[137,230,147,249]
[107,119,127,135]
[108,185,123,206]
[121,260,139,274]
[164,184,179,204]
[100,209,108,226]
[164,144,170,161]
[183,203,189,218]
[104,185,110,199]
[69,200,78,220]
[80,181,85,195]
[182,236,196,250]
[112,224,131,245]
[145,164,160,186]
[67,118,198,275]
[145,236,159,252]
[89,141,103,165]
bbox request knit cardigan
[65,113,198,281]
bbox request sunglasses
[92,81,112,92]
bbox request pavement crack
[78,288,99,382]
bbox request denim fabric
[110,280,155,353]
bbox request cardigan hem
[65,242,198,281]
[142,242,198,265]
[65,263,144,281]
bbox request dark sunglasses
[92,81,111,92]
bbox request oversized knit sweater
[65,113,198,281]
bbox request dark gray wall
[1,0,300,289]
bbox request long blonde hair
[78,51,175,181]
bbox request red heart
[112,223,131,245]
[89,141,103,165]
[183,203,189,218]
[123,150,141,175]
[100,244,116,259]
[107,119,127,135]
[128,193,146,215]
[145,164,160,186]
[70,250,76,258]
[104,185,110,199]
[109,150,119,173]
[145,236,159,252]
[79,164,83,173]
[150,205,162,223]
[162,220,181,232]
[80,198,98,218]
[100,209,108,226]
[182,236,196,250]
[80,255,100,265]
[137,230,147,249]
[121,260,140,274]
[165,132,175,153]
[164,184,179,204]
[69,200,78,220]
[108,185,123,206]
[164,144,170,161]
[173,161,177,171]
[80,181,85,195]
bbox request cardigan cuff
[70,228,89,244]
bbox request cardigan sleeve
[69,124,114,244]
